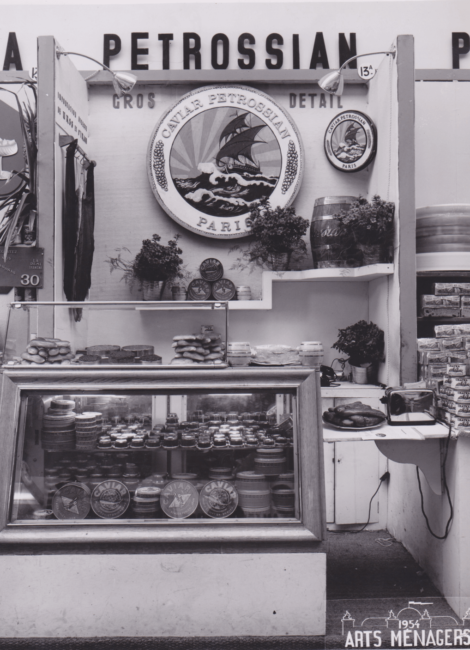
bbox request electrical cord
[329,471,390,534]
[416,421,454,540]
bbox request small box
[461,296,470,307]
[420,295,447,307]
[440,337,464,351]
[422,307,460,318]
[417,338,440,351]
[454,415,470,427]
[447,351,468,363]
[461,308,470,318]
[419,351,448,365]
[454,403,470,416]
[427,364,447,378]
[446,364,467,377]
[446,376,470,389]
[454,323,470,335]
[434,324,457,338]
[433,282,470,295]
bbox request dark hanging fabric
[72,163,95,322]
[63,140,79,301]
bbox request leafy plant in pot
[332,320,385,384]
[106,233,184,300]
[231,200,309,272]
[334,195,395,266]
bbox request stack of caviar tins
[254,447,287,476]
[271,473,296,518]
[42,399,76,451]
[170,329,225,366]
[236,471,271,517]
[75,412,102,451]
[132,486,161,518]
[122,463,141,494]
[418,322,470,382]
[122,345,162,366]
[208,467,234,481]
[437,374,470,437]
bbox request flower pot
[269,252,289,271]
[141,281,164,300]
[351,362,378,385]
[357,243,383,266]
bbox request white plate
[322,418,385,431]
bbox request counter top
[322,420,450,442]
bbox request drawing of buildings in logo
[342,602,470,635]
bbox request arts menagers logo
[341,602,470,648]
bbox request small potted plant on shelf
[334,195,395,266]
[106,233,184,300]
[332,320,385,384]
[231,200,310,272]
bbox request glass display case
[3,301,229,368]
[0,367,324,544]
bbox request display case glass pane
[10,388,299,524]
[3,301,228,368]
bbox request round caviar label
[200,258,224,282]
[52,482,91,520]
[91,480,130,519]
[187,278,212,301]
[199,480,238,518]
[211,278,236,301]
[147,85,303,239]
[160,480,199,519]
[324,110,377,173]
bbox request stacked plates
[75,412,101,451]
[42,404,76,451]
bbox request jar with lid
[299,341,323,368]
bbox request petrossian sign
[147,85,303,239]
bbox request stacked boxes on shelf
[420,282,470,318]
[437,376,470,437]
[418,323,470,381]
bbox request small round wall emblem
[160,480,199,519]
[324,110,377,173]
[148,85,303,239]
[91,480,130,519]
[199,480,238,518]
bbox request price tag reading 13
[147,85,304,239]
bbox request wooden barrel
[417,204,470,253]
[310,196,357,268]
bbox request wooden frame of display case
[0,367,325,546]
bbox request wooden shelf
[418,317,470,324]
[229,264,394,310]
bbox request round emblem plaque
[199,480,238,518]
[160,480,199,519]
[52,482,91,520]
[91,480,130,519]
[200,258,224,282]
[148,85,303,239]
[324,110,377,173]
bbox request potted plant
[334,195,395,266]
[332,320,385,384]
[106,233,184,299]
[232,201,309,271]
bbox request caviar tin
[160,480,199,518]
[236,471,269,491]
[91,480,130,518]
[241,506,271,518]
[254,455,287,475]
[199,480,238,518]
[200,258,224,282]
[271,486,295,508]
[188,278,212,301]
[52,482,91,520]
[237,489,271,508]
[212,278,236,301]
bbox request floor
[0,530,459,650]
